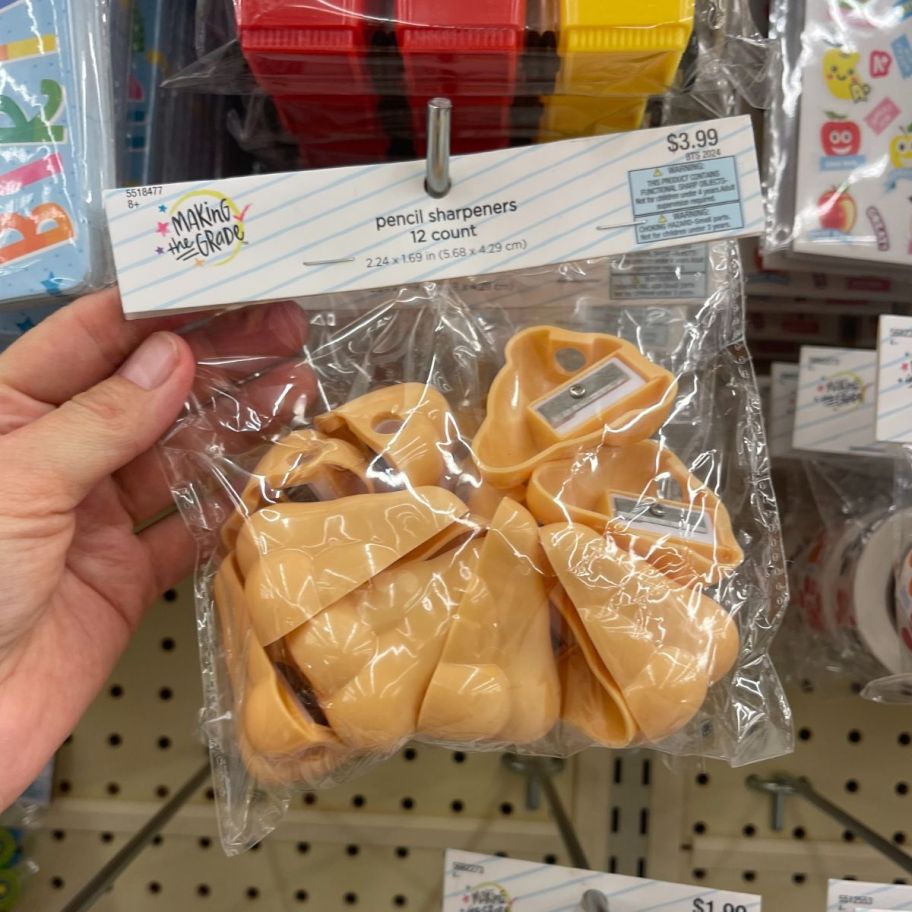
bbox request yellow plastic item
[418,499,560,744]
[221,430,372,549]
[314,384,456,488]
[286,544,480,750]
[214,554,349,785]
[541,523,739,741]
[541,0,697,139]
[474,326,677,488]
[236,487,471,645]
[527,441,744,586]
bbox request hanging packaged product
[0,0,115,306]
[164,0,772,168]
[765,0,912,274]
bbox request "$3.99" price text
[692,900,748,912]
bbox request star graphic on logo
[156,222,170,236]
[41,272,65,296]
[15,316,35,333]
[194,258,205,267]
[155,246,164,255]
[158,204,167,213]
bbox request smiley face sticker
[822,48,872,101]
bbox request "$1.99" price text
[692,900,748,912]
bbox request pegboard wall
[22,580,650,912]
[648,683,912,912]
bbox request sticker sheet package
[827,878,912,911]
[158,239,790,852]
[0,0,116,306]
[442,850,762,911]
[766,0,912,272]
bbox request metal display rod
[747,773,912,876]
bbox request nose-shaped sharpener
[285,543,481,750]
[473,327,677,489]
[314,383,458,488]
[527,440,744,586]
[541,523,739,742]
[417,498,561,744]
[214,553,349,786]
[222,430,373,550]
[236,487,471,645]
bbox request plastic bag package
[0,0,116,307]
[160,239,791,851]
[781,455,912,694]
[764,0,912,275]
[162,0,773,169]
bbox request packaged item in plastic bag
[765,0,912,273]
[0,0,116,305]
[159,239,790,851]
[165,0,772,167]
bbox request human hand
[0,289,310,809]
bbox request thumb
[8,332,195,510]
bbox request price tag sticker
[442,850,761,912]
[827,878,912,910]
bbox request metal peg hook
[580,889,611,911]
[425,98,452,199]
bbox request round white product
[854,514,906,675]
[897,541,912,665]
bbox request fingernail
[118,332,180,390]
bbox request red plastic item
[395,0,527,153]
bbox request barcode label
[610,494,715,544]
[534,358,644,433]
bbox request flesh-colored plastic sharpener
[236,487,471,645]
[473,326,677,488]
[314,383,457,488]
[527,440,744,586]
[541,522,739,742]
[540,0,696,139]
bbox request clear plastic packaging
[162,0,773,168]
[160,239,790,852]
[0,0,116,306]
[764,0,912,273]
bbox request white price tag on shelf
[875,314,912,444]
[827,878,912,910]
[792,345,886,455]
[769,362,799,458]
[442,850,761,911]
[104,116,762,318]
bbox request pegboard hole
[161,637,176,652]
[544,854,558,864]
[843,830,855,842]
[197,885,211,897]
[106,782,120,796]
[895,879,909,885]
[742,871,756,883]
[148,882,162,894]
[346,844,360,857]
[798,727,812,741]
[156,785,170,799]
[693,822,707,835]
[163,589,178,602]
[403,747,417,761]
[894,832,907,845]
[692,869,706,881]
[101,832,114,844]
[792,874,806,885]
[51,877,65,890]
[108,733,122,747]
[152,835,163,846]
[109,684,124,698]
[344,892,358,905]
[58,779,71,795]
[395,847,409,859]
[453,752,466,764]
[247,887,260,900]
[199,837,212,849]
[743,824,756,837]
[451,800,464,813]
[158,687,173,701]
[847,729,862,743]
[495,852,509,858]
[205,788,215,802]
[351,795,365,808]
[845,779,859,793]
[500,802,514,816]
[297,842,311,854]
[897,782,909,796]
[158,736,171,750]
[305,793,318,806]
[401,797,415,810]
[295,890,309,902]
[696,773,710,786]
[52,830,65,841]
[900,732,911,746]
[393,896,407,907]
[792,826,807,840]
